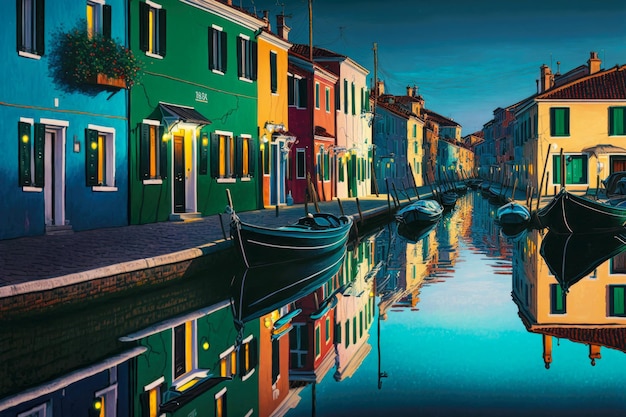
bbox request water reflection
[2,192,626,416]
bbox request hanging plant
[49,21,142,92]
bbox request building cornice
[181,0,265,31]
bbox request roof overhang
[159,102,212,130]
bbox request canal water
[2,191,626,417]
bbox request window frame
[296,148,306,179]
[139,0,166,59]
[17,0,45,59]
[315,82,320,109]
[208,24,226,74]
[551,154,588,185]
[550,107,570,137]
[550,283,566,314]
[609,285,626,317]
[210,130,237,182]
[237,34,257,81]
[86,124,116,190]
[609,106,626,136]
[87,0,111,39]
[270,50,278,94]
[140,119,166,184]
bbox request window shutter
[158,9,167,56]
[563,108,570,135]
[35,0,45,55]
[220,31,227,72]
[140,391,151,417]
[236,37,243,78]
[86,129,99,186]
[18,121,31,186]
[298,79,307,108]
[208,27,214,70]
[235,136,243,177]
[270,52,277,93]
[16,0,22,52]
[139,2,149,52]
[210,133,219,178]
[248,138,256,177]
[33,123,45,187]
[102,4,112,39]
[159,125,167,179]
[199,133,208,175]
[251,41,258,81]
[140,124,150,179]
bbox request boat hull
[497,202,530,226]
[395,200,443,227]
[536,189,626,234]
[231,214,353,267]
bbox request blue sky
[249,0,626,134]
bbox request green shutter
[343,79,348,114]
[35,0,45,55]
[158,9,167,56]
[159,126,167,179]
[18,121,32,186]
[102,4,112,39]
[220,31,227,72]
[138,2,149,52]
[552,155,561,185]
[210,133,219,178]
[199,132,208,175]
[298,78,307,108]
[248,139,256,177]
[610,107,626,136]
[236,37,243,78]
[208,27,214,70]
[33,123,45,187]
[235,136,243,177]
[614,287,625,315]
[270,52,277,93]
[139,124,150,179]
[86,129,99,186]
[351,82,356,115]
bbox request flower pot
[87,73,126,89]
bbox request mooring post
[337,198,345,216]
[218,213,227,240]
[276,205,279,217]
[356,198,363,224]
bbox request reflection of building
[513,229,626,368]
[334,236,377,381]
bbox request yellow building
[257,15,293,207]
[518,52,626,197]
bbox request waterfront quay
[0,192,413,319]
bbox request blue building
[1,0,130,239]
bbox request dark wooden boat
[230,247,346,326]
[497,201,530,226]
[229,206,353,268]
[540,230,626,293]
[535,188,626,234]
[440,190,458,210]
[395,199,443,226]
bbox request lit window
[142,377,165,417]
[235,135,255,178]
[219,347,237,378]
[139,1,166,58]
[215,388,227,417]
[17,0,45,57]
[86,125,116,188]
[86,1,111,38]
[140,120,167,181]
[93,384,118,417]
[210,131,234,179]
[209,25,226,73]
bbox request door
[44,130,64,226]
[270,142,287,205]
[173,135,185,213]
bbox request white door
[44,129,65,226]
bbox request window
[142,377,165,417]
[271,338,280,384]
[174,321,195,379]
[210,131,234,179]
[139,1,166,58]
[343,79,348,114]
[550,284,566,314]
[270,51,277,93]
[237,35,257,81]
[262,141,270,175]
[352,316,357,344]
[609,285,626,317]
[289,323,308,369]
[219,347,237,378]
[315,82,320,109]
[17,120,44,187]
[345,320,350,347]
[235,135,255,178]
[351,82,356,115]
[208,25,226,73]
[325,317,330,343]
[325,87,330,112]
[87,1,111,38]
[86,125,115,188]
[140,121,167,182]
[239,336,257,380]
[17,0,45,58]
[215,388,227,417]
[552,154,588,185]
[288,74,307,108]
[93,384,118,417]
[611,252,626,273]
[314,325,321,357]
[296,148,306,179]
[550,107,570,137]
[609,107,626,136]
[17,403,50,417]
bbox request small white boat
[395,199,443,226]
[496,201,530,226]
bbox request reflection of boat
[395,199,443,226]
[397,220,439,244]
[540,230,626,292]
[535,188,626,234]
[228,202,353,267]
[230,247,346,326]
[440,191,458,211]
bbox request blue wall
[1,0,129,239]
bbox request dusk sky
[250,0,626,134]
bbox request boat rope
[225,206,250,268]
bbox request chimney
[262,10,270,31]
[224,0,232,5]
[539,64,553,93]
[588,51,601,74]
[276,14,290,41]
[376,80,385,96]
[406,85,413,97]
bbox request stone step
[169,212,202,222]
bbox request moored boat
[228,205,353,268]
[496,201,531,226]
[535,188,626,234]
[395,199,443,227]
